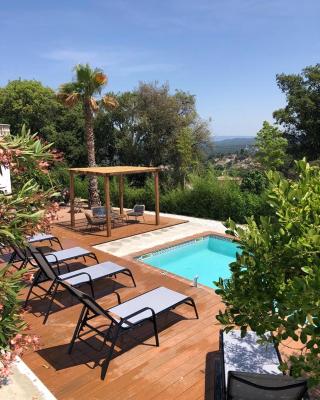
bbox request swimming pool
[137,235,239,288]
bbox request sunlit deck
[21,218,223,400]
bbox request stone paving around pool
[93,212,227,257]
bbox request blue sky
[1,0,319,137]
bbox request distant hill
[210,137,256,155]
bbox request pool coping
[123,230,238,292]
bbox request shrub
[51,166,267,223]
[240,170,268,194]
[161,172,266,223]
[216,159,320,386]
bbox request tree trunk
[83,98,100,207]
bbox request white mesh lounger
[61,282,199,380]
[1,234,62,270]
[11,244,98,273]
[25,247,136,324]
[215,330,309,400]
[28,233,63,249]
[43,246,99,273]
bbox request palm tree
[57,64,118,207]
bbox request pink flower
[23,272,34,283]
[32,335,39,344]
[1,366,11,377]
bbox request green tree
[99,83,211,175]
[216,160,320,386]
[94,92,136,166]
[175,127,196,187]
[57,64,118,206]
[50,104,86,167]
[0,79,59,137]
[255,121,288,170]
[0,79,87,166]
[273,64,320,160]
[240,170,267,194]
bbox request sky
[0,0,319,137]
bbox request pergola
[69,166,161,237]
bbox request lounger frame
[24,247,135,324]
[61,282,198,380]
[28,234,63,250]
[44,249,98,271]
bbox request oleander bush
[0,127,58,383]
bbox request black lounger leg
[43,281,59,325]
[88,281,94,298]
[53,237,63,250]
[101,324,120,380]
[68,306,87,354]
[190,298,199,319]
[100,322,114,351]
[24,281,36,308]
[8,251,17,265]
[24,270,41,307]
[18,259,27,271]
[91,253,99,263]
[152,315,160,346]
[126,270,136,287]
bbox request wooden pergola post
[154,171,160,225]
[104,175,112,237]
[119,174,124,214]
[70,171,75,227]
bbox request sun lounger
[10,243,98,274]
[215,329,309,400]
[2,245,30,269]
[27,233,63,249]
[1,233,62,268]
[42,246,99,273]
[25,247,136,324]
[60,282,199,380]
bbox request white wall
[0,165,12,194]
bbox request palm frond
[102,95,119,109]
[90,98,99,111]
[65,92,80,107]
[72,64,107,96]
[56,82,81,107]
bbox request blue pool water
[137,236,239,288]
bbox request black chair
[225,371,308,400]
[215,329,309,400]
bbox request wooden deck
[19,220,223,400]
[55,208,186,246]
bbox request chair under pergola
[69,166,161,237]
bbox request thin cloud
[118,63,177,75]
[44,50,98,63]
[42,47,177,77]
